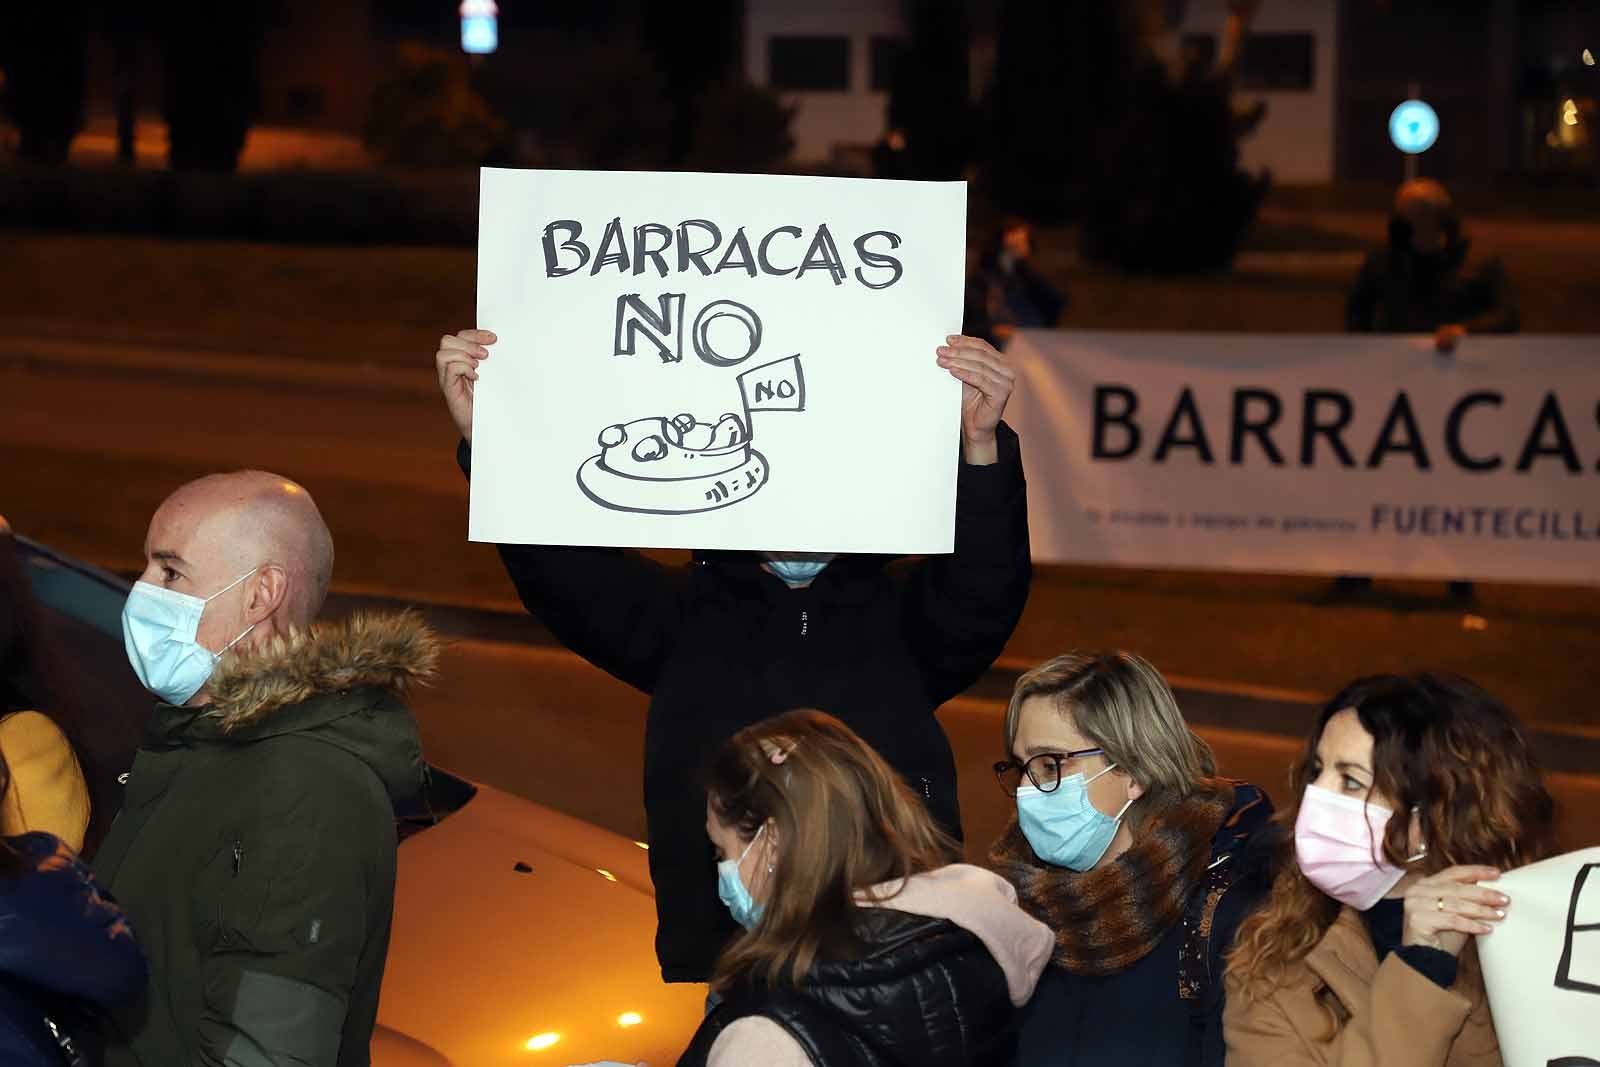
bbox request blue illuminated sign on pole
[1388,99,1439,155]
[461,0,498,55]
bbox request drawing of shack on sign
[576,354,805,515]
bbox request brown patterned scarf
[987,780,1234,975]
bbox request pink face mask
[1294,784,1407,911]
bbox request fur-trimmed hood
[204,610,439,732]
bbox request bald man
[1346,178,1520,352]
[94,472,434,1067]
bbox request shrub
[156,1,269,172]
[474,39,673,170]
[0,2,89,165]
[365,44,508,169]
[683,81,795,173]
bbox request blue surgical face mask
[716,824,768,929]
[121,568,260,706]
[1016,763,1134,872]
[762,553,835,588]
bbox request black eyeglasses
[993,748,1107,796]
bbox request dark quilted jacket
[678,908,1019,1067]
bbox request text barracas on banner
[1088,385,1598,475]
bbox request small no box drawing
[577,354,806,515]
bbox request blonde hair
[1004,652,1216,818]
[705,709,959,991]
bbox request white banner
[1005,331,1600,584]
[470,168,967,553]
[1479,847,1600,1067]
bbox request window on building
[1238,33,1314,91]
[870,36,905,93]
[768,36,851,92]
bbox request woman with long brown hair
[677,709,1052,1067]
[1225,673,1557,1066]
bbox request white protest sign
[471,168,967,553]
[1479,847,1600,1067]
[1004,330,1600,584]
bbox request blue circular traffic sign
[1389,100,1439,154]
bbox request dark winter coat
[0,832,146,1067]
[94,613,434,1067]
[1345,231,1519,336]
[460,424,1031,982]
[1011,783,1276,1067]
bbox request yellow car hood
[376,781,705,1065]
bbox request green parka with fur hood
[94,612,434,1067]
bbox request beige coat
[1224,906,1501,1067]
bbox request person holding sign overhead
[435,327,1031,984]
[1224,673,1557,1067]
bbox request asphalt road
[4,334,1596,851]
[403,629,1600,861]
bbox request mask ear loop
[215,622,259,659]
[1087,762,1136,820]
[207,566,264,660]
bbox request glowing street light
[461,0,498,55]
[1389,99,1440,155]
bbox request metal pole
[114,20,137,166]
[1404,80,1421,181]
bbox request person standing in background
[1338,179,1517,603]
[965,217,1066,348]
[1346,179,1520,351]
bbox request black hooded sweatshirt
[459,424,1030,982]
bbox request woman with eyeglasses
[1224,673,1556,1066]
[987,651,1274,1067]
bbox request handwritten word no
[615,294,768,367]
